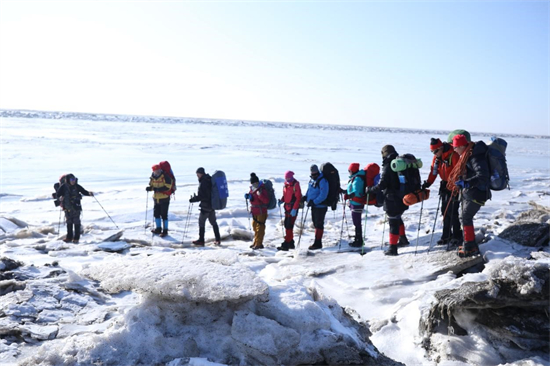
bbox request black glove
[146,186,153,192]
[189,194,199,203]
[421,181,430,190]
[301,196,307,204]
[307,200,314,207]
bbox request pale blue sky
[0,1,548,135]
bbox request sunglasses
[432,148,440,154]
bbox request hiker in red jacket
[245,173,270,250]
[422,138,461,247]
[277,171,302,251]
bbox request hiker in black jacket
[189,167,221,246]
[366,145,410,256]
[56,174,94,244]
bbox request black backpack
[486,137,510,191]
[320,162,340,210]
[390,154,422,195]
[52,174,68,207]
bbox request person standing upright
[56,174,94,244]
[277,170,302,251]
[146,164,173,237]
[422,138,461,246]
[366,145,409,256]
[245,173,270,250]
[344,163,366,247]
[448,134,491,257]
[189,167,221,246]
[302,164,329,250]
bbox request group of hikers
[55,131,507,259]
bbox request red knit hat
[452,134,469,148]
[430,138,443,151]
[152,164,161,171]
[348,163,360,173]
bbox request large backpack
[211,170,229,210]
[159,161,176,196]
[363,163,384,207]
[447,129,471,144]
[261,179,277,210]
[390,154,422,195]
[320,162,340,210]
[52,174,68,207]
[486,137,510,191]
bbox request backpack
[390,154,422,195]
[159,161,176,196]
[486,137,510,191]
[261,179,277,210]
[363,163,384,207]
[211,170,229,210]
[447,129,471,144]
[52,174,68,207]
[320,162,340,210]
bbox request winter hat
[381,145,396,158]
[452,134,469,148]
[152,164,161,171]
[430,138,443,151]
[196,167,205,175]
[250,173,259,184]
[310,164,319,174]
[284,171,295,180]
[348,163,360,173]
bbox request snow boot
[277,241,289,251]
[437,237,450,245]
[160,230,169,238]
[308,239,323,250]
[193,227,205,246]
[287,239,295,249]
[151,218,162,235]
[74,224,81,242]
[350,227,363,247]
[213,224,221,245]
[384,244,398,256]
[397,235,409,248]
[458,241,479,258]
[64,224,73,242]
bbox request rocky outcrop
[498,202,550,247]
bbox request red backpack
[363,163,383,207]
[159,161,176,196]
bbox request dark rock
[499,222,549,247]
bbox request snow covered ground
[0,114,549,365]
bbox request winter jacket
[462,141,492,203]
[304,173,329,208]
[149,172,173,203]
[281,179,302,212]
[56,175,91,212]
[191,174,212,210]
[426,143,459,186]
[366,152,408,214]
[249,183,270,215]
[347,170,366,206]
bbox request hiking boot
[151,227,162,235]
[308,239,322,250]
[458,241,479,258]
[447,238,462,250]
[437,237,450,245]
[192,239,205,246]
[214,240,221,246]
[160,230,168,238]
[397,235,409,247]
[287,240,295,249]
[277,242,289,251]
[252,244,264,250]
[72,239,79,244]
[384,245,398,256]
[349,239,363,248]
[63,238,73,243]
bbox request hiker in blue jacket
[302,164,329,250]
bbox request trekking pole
[182,202,193,243]
[58,208,62,235]
[145,193,150,232]
[427,195,442,254]
[380,213,387,250]
[279,205,285,238]
[338,200,347,252]
[296,206,309,252]
[414,199,424,255]
[93,195,119,229]
[362,193,370,256]
[445,191,457,252]
[245,198,251,231]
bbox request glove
[244,193,251,200]
[89,192,94,197]
[189,194,199,203]
[290,208,297,217]
[278,199,284,207]
[343,194,349,200]
[146,186,153,192]
[455,180,469,189]
[307,200,314,207]
[421,181,430,190]
[300,196,307,204]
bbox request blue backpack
[211,170,229,210]
[486,137,510,191]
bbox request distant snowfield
[0,116,549,366]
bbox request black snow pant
[154,198,170,220]
[198,209,220,241]
[65,209,82,241]
[311,207,328,230]
[387,209,405,236]
[440,183,462,240]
